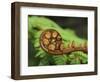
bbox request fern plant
[28,16,88,66]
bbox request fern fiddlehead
[40,29,87,55]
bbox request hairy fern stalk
[28,16,88,66]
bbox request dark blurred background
[46,16,88,39]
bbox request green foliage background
[28,16,88,66]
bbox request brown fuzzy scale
[40,29,88,55]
